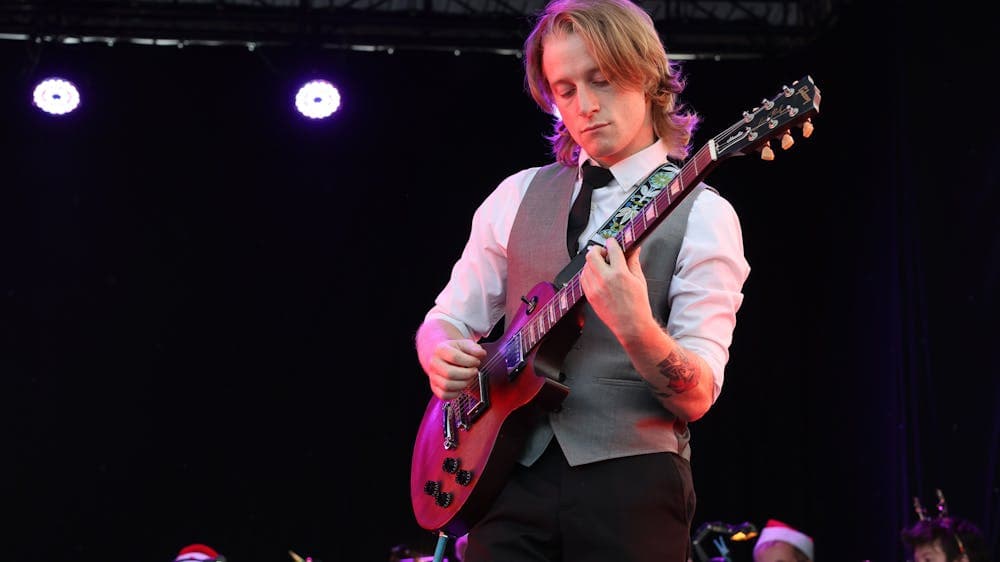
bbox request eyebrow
[549,67,605,88]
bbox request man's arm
[580,239,716,422]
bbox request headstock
[714,75,821,162]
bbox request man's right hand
[416,319,487,400]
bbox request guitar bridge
[442,402,458,450]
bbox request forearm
[617,314,716,422]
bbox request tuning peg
[781,131,794,150]
[760,143,775,161]
[802,118,814,138]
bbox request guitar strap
[554,160,680,287]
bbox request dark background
[2,2,997,562]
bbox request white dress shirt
[425,140,751,400]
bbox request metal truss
[0,0,848,58]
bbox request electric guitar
[411,75,822,536]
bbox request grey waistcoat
[505,161,706,467]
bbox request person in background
[901,489,991,562]
[173,543,226,562]
[413,0,750,559]
[751,519,814,562]
[900,515,990,562]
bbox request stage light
[294,79,340,119]
[32,77,81,115]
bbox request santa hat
[753,519,814,560]
[175,544,223,562]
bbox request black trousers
[463,440,696,562]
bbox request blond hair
[523,0,699,166]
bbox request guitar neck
[518,74,822,354]
[518,140,720,352]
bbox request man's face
[754,541,804,562]
[541,31,654,168]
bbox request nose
[576,85,599,116]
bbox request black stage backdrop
[2,3,997,562]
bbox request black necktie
[567,162,614,256]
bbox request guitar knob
[443,457,460,474]
[781,132,794,150]
[802,119,814,138]
[423,480,442,496]
[455,469,474,486]
[435,491,454,507]
[760,144,775,161]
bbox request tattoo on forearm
[657,349,699,394]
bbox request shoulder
[486,163,564,204]
[686,184,746,251]
[473,164,549,218]
[691,183,739,220]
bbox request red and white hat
[174,544,223,562]
[753,519,814,560]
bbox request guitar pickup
[502,338,526,382]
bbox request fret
[645,197,659,223]
[558,289,570,312]
[672,174,685,200]
[656,183,670,212]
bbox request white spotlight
[32,77,81,115]
[295,79,341,120]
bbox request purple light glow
[32,78,81,115]
[295,79,341,119]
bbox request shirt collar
[578,140,672,194]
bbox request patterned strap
[592,160,680,243]
[554,160,680,287]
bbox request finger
[445,370,476,387]
[584,243,608,269]
[432,365,476,390]
[456,339,487,359]
[626,244,643,274]
[445,340,485,367]
[604,237,624,265]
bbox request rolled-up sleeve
[667,189,751,401]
